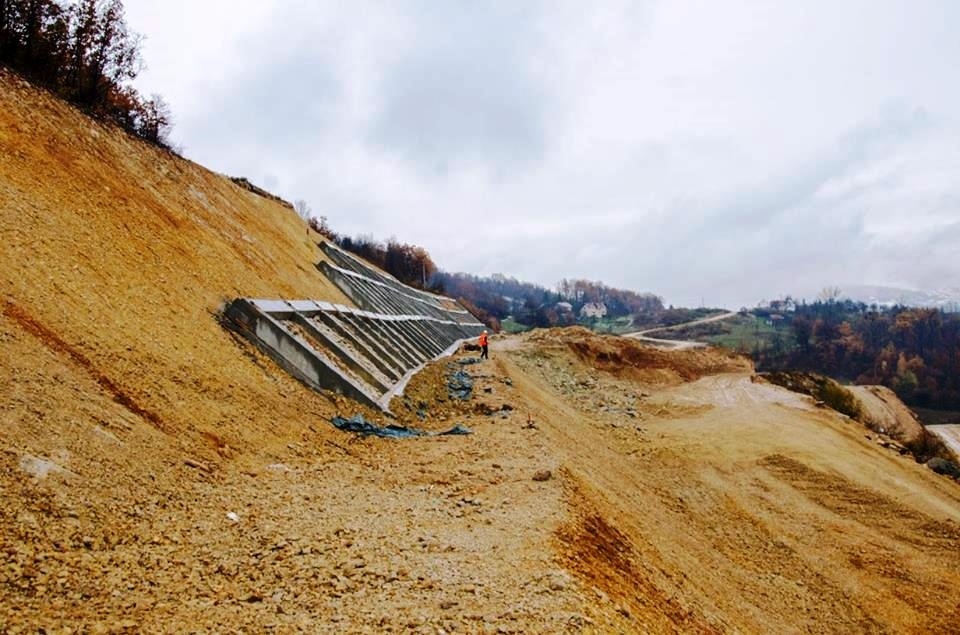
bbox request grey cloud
[434,102,948,308]
[894,220,960,288]
[715,104,933,230]
[369,3,549,175]
[180,49,340,165]
[568,110,936,307]
[124,0,960,308]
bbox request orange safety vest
[478,333,488,346]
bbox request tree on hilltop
[134,93,171,145]
[0,0,174,148]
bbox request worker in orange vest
[478,330,489,360]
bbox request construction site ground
[5,323,960,632]
[2,69,960,633]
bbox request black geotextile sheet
[330,414,471,439]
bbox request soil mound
[526,326,751,385]
[849,384,926,442]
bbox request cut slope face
[0,68,365,451]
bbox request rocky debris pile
[511,349,650,421]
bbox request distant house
[579,302,607,319]
[556,302,573,313]
[768,299,796,313]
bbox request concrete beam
[288,314,391,394]
[223,299,382,409]
[223,243,485,412]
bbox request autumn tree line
[757,300,960,410]
[317,223,665,332]
[332,233,439,290]
[432,271,567,331]
[556,278,664,319]
[0,0,172,146]
[433,273,664,330]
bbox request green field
[665,313,793,353]
[500,317,533,334]
[583,315,635,334]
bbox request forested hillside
[753,301,960,410]
[434,272,664,330]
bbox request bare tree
[136,92,171,144]
[819,286,842,302]
[294,199,312,220]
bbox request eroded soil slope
[3,71,960,633]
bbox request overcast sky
[124,0,960,308]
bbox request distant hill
[839,284,960,310]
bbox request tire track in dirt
[556,476,721,634]
[760,454,960,552]
[759,453,960,623]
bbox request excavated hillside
[2,69,960,633]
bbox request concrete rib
[286,315,390,395]
[314,312,404,381]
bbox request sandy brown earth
[848,385,927,443]
[3,69,960,633]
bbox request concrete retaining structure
[223,243,485,411]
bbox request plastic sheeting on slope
[330,414,471,439]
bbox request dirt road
[624,311,738,349]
